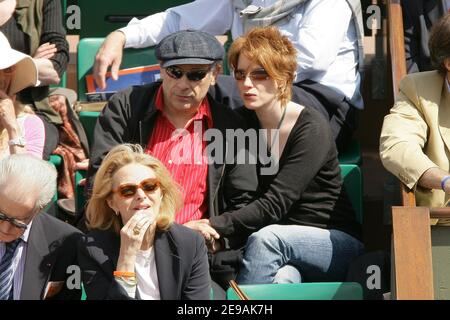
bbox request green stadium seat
[75,169,87,215]
[340,164,363,224]
[49,154,63,167]
[226,282,363,300]
[45,155,63,217]
[48,154,62,203]
[77,38,159,101]
[338,139,362,166]
[78,0,191,38]
[78,111,100,147]
[81,282,87,300]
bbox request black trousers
[209,75,359,151]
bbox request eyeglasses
[165,66,213,81]
[112,178,160,199]
[0,211,29,230]
[233,68,270,81]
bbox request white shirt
[443,0,450,12]
[0,221,32,300]
[120,0,362,108]
[135,246,160,300]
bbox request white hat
[0,31,39,95]
[0,0,16,26]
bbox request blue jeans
[237,225,364,284]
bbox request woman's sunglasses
[0,211,28,230]
[233,68,270,81]
[165,66,213,81]
[112,178,160,199]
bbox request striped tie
[0,239,21,300]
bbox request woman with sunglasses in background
[207,27,364,284]
[78,144,211,299]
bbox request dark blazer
[20,212,82,300]
[77,223,211,300]
[402,0,445,73]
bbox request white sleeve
[119,0,234,48]
[295,0,353,81]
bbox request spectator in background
[92,0,365,151]
[0,31,44,159]
[0,0,15,26]
[0,0,88,200]
[403,0,450,73]
[381,13,450,212]
[0,154,82,300]
[207,27,363,284]
[78,144,211,300]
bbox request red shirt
[145,87,212,224]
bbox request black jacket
[20,212,82,300]
[87,81,258,222]
[77,224,210,300]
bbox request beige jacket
[380,71,450,208]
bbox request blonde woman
[0,32,44,159]
[78,144,211,300]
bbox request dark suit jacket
[20,212,82,300]
[77,223,211,300]
[402,0,445,73]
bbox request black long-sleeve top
[0,0,69,77]
[210,106,361,241]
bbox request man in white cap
[0,31,45,158]
[0,0,15,26]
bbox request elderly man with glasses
[84,30,258,295]
[0,154,82,300]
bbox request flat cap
[156,30,224,68]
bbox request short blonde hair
[86,144,183,234]
[228,26,297,107]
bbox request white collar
[21,220,32,243]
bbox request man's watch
[8,136,26,147]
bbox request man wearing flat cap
[85,30,258,295]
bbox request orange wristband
[113,271,136,278]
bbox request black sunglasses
[0,211,28,230]
[165,66,213,81]
[233,68,270,81]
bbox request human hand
[33,42,57,59]
[184,219,220,243]
[75,159,89,186]
[93,31,126,90]
[206,238,223,253]
[0,90,18,132]
[117,210,157,271]
[33,58,60,85]
[75,159,89,171]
